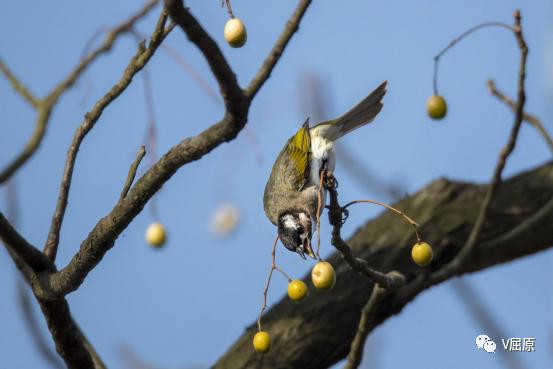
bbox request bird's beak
[296,247,307,260]
[303,238,316,260]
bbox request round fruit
[253,331,271,353]
[224,18,247,48]
[426,95,447,120]
[145,222,166,247]
[311,261,336,290]
[287,280,309,301]
[411,241,433,266]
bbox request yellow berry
[145,222,166,247]
[311,261,336,290]
[287,280,309,301]
[224,18,247,48]
[426,95,447,120]
[253,331,271,353]
[411,242,433,266]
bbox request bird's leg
[324,172,349,226]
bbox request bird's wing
[311,81,387,142]
[286,118,312,190]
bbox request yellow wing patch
[287,120,311,187]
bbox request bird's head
[277,211,315,259]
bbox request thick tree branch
[43,11,173,261]
[0,212,53,273]
[38,299,98,369]
[164,0,245,113]
[0,0,159,185]
[212,161,553,369]
[17,283,65,369]
[1,214,103,369]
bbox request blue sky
[1,1,552,368]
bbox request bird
[263,81,387,259]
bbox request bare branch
[120,146,147,200]
[326,176,405,289]
[487,79,553,154]
[432,10,528,282]
[32,0,313,298]
[43,11,173,261]
[0,105,52,184]
[16,282,65,369]
[0,59,39,107]
[342,285,387,369]
[48,0,160,102]
[0,211,52,273]
[164,0,245,112]
[0,0,159,185]
[245,0,312,100]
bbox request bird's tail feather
[313,81,387,141]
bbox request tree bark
[213,161,553,369]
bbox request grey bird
[263,81,387,259]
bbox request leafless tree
[1,2,552,369]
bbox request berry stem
[257,235,291,331]
[432,21,514,96]
[344,199,421,242]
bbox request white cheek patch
[282,214,298,230]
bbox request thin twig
[0,105,52,184]
[0,59,39,107]
[487,79,553,154]
[257,236,280,331]
[245,0,312,100]
[433,21,514,95]
[432,10,528,282]
[326,174,405,289]
[342,285,387,369]
[43,11,172,261]
[120,146,147,200]
[344,199,421,242]
[0,0,159,185]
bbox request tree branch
[432,10,528,282]
[120,146,147,201]
[212,161,553,369]
[164,0,244,113]
[342,285,387,369]
[245,0,312,100]
[0,211,53,273]
[0,0,159,185]
[487,79,553,154]
[327,177,405,288]
[33,0,313,299]
[43,11,173,261]
[0,59,39,107]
